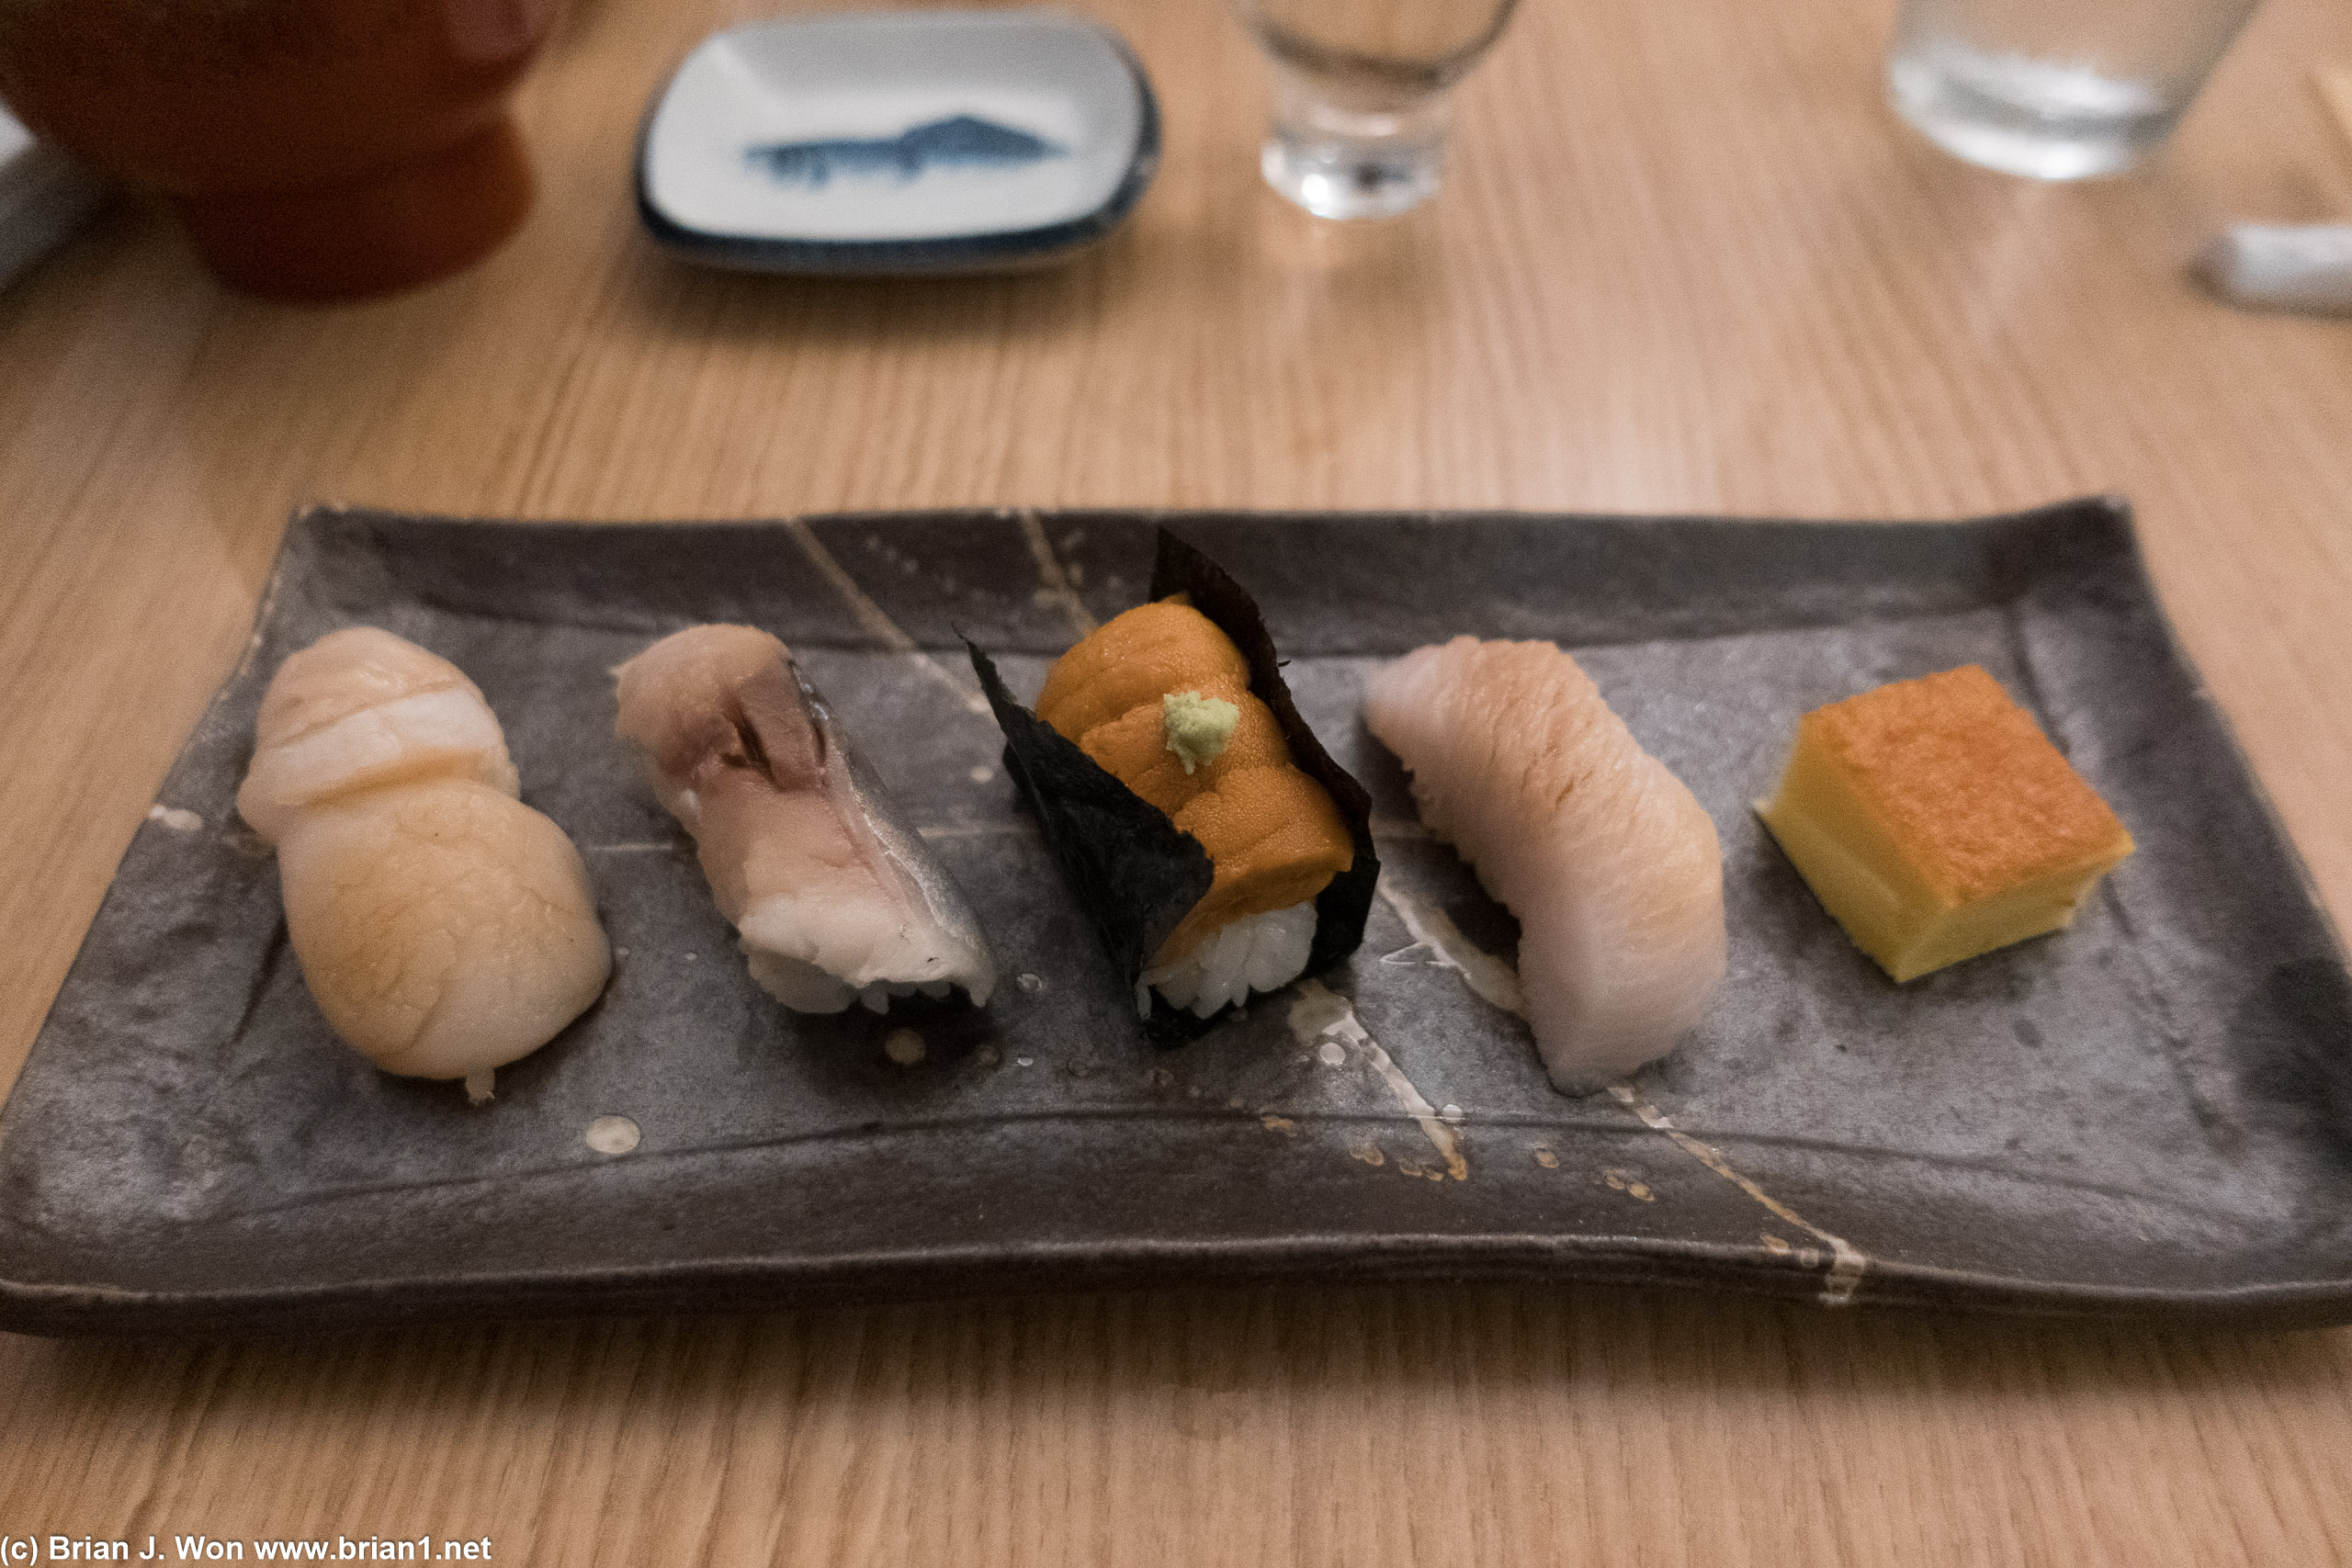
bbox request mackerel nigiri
[1363,637,1724,1091]
[614,625,995,1013]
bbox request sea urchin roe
[1076,692,1287,816]
[1162,690,1239,773]
[1036,599,1353,964]
[1035,600,1248,740]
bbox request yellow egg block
[1758,665,2134,982]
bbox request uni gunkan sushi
[971,530,1377,1039]
[614,625,996,1013]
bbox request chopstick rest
[2193,224,2352,317]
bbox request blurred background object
[637,11,1159,276]
[1231,0,1521,218]
[1888,0,2263,177]
[2194,65,2352,315]
[2321,65,2352,165]
[2197,222,2352,313]
[0,0,565,301]
[0,103,105,293]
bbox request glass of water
[1231,0,1522,219]
[1888,0,2262,179]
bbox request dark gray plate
[6,499,2350,1336]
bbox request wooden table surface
[7,0,2352,1560]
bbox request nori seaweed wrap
[968,528,1379,1043]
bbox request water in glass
[1233,0,1521,218]
[1888,0,2261,179]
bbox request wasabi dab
[1162,689,1239,774]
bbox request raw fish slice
[276,777,611,1078]
[239,626,519,840]
[1363,637,1724,1091]
[241,628,611,1095]
[613,625,996,1012]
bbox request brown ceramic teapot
[0,0,563,299]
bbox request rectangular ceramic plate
[6,500,2351,1336]
[636,11,1159,274]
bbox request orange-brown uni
[1035,600,1353,961]
[1799,664,2132,899]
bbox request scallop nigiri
[612,625,996,1013]
[239,627,612,1100]
[1363,637,1724,1091]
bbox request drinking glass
[1231,0,1522,219]
[1887,0,2262,179]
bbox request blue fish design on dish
[747,115,1068,188]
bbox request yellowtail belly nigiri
[1363,637,1724,1091]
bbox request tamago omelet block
[1758,665,2134,982]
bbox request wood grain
[6,0,2352,1560]
[2320,67,2352,167]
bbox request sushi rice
[1136,900,1317,1020]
